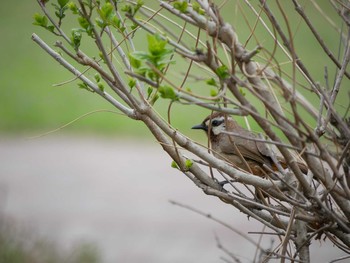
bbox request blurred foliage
[0,215,102,263]
[0,1,347,137]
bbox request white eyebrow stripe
[205,116,225,126]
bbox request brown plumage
[192,112,308,176]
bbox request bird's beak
[192,123,208,131]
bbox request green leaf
[33,13,48,27]
[121,4,132,14]
[147,34,168,57]
[68,2,79,14]
[171,161,179,169]
[95,17,105,28]
[98,83,104,92]
[147,71,157,81]
[185,159,193,169]
[206,78,218,87]
[94,73,101,83]
[78,16,89,30]
[239,88,246,96]
[128,78,136,89]
[128,54,142,69]
[33,13,56,33]
[55,11,65,19]
[47,25,55,33]
[173,1,188,13]
[100,2,113,20]
[122,0,143,16]
[134,67,147,77]
[78,82,93,92]
[134,0,144,15]
[111,16,121,28]
[58,0,69,8]
[52,1,69,20]
[130,23,138,31]
[130,51,151,61]
[192,2,205,15]
[215,65,230,79]
[158,85,178,100]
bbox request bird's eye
[211,120,220,126]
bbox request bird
[192,112,308,176]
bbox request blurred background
[0,1,348,262]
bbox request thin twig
[32,33,134,117]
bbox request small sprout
[122,0,143,17]
[52,0,69,21]
[47,25,55,32]
[121,4,132,14]
[192,2,205,15]
[210,89,218,97]
[171,161,179,169]
[239,88,246,96]
[135,0,144,13]
[98,83,104,92]
[68,2,79,14]
[206,78,218,87]
[94,73,101,83]
[215,65,230,79]
[78,82,93,92]
[128,78,136,89]
[130,23,138,31]
[173,1,188,13]
[98,52,106,63]
[186,87,192,93]
[71,29,82,50]
[185,159,193,169]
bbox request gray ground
[0,136,345,262]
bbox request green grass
[0,1,348,137]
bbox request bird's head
[192,112,229,137]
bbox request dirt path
[0,136,343,262]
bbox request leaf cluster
[33,13,55,33]
[129,34,177,102]
[96,2,125,33]
[129,34,174,82]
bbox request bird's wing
[220,131,270,165]
[255,137,281,160]
[257,137,308,173]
